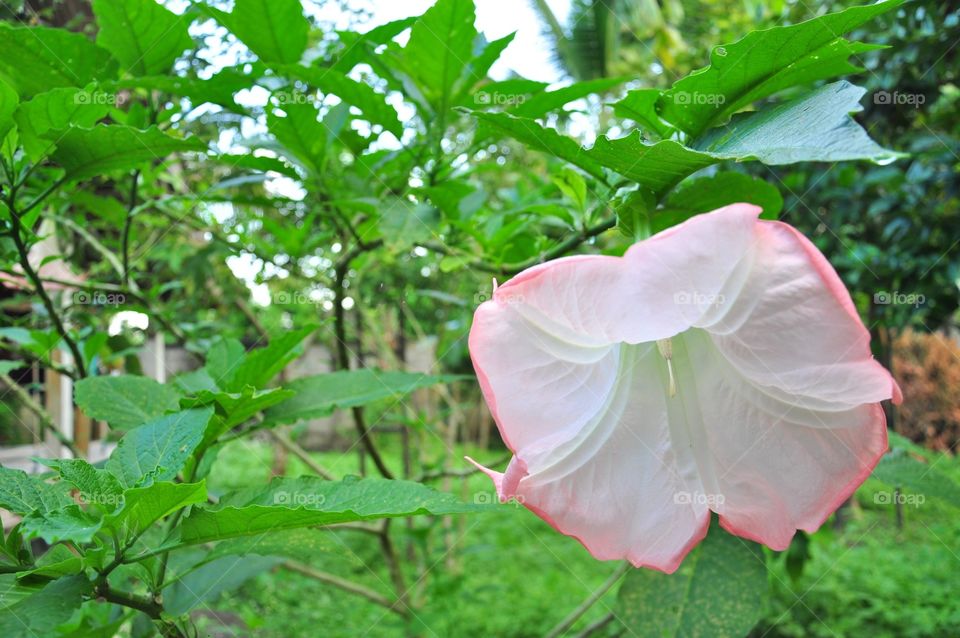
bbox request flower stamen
[656,338,678,398]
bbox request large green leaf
[389,0,477,111]
[74,374,181,430]
[616,525,768,637]
[104,481,207,539]
[0,575,90,638]
[697,81,902,164]
[654,172,783,232]
[105,407,213,488]
[51,125,206,181]
[223,325,315,392]
[207,0,309,65]
[282,65,403,137]
[649,0,904,137]
[263,369,463,426]
[179,476,483,544]
[13,87,111,161]
[0,78,16,144]
[0,467,71,516]
[92,0,193,76]
[0,24,117,97]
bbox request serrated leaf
[653,0,904,137]
[696,81,902,164]
[105,407,213,488]
[46,458,124,505]
[93,0,193,76]
[206,0,308,65]
[0,24,117,98]
[0,467,72,516]
[263,369,464,426]
[616,524,768,637]
[104,481,207,539]
[179,476,484,544]
[52,124,206,181]
[74,375,181,431]
[21,505,102,544]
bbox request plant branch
[544,562,630,638]
[0,373,79,457]
[281,560,408,618]
[268,430,335,480]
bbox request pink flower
[467,204,901,573]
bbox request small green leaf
[616,524,768,637]
[263,369,464,426]
[224,325,315,392]
[871,449,960,509]
[92,0,193,76]
[267,101,328,173]
[52,124,206,181]
[551,167,588,213]
[21,505,102,544]
[655,172,783,232]
[74,374,181,430]
[46,458,124,506]
[105,407,213,488]
[179,476,485,544]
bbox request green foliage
[74,375,181,430]
[205,0,310,65]
[616,523,768,637]
[92,0,193,76]
[0,24,116,97]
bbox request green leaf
[267,101,327,173]
[74,374,181,430]
[871,449,960,509]
[224,325,315,392]
[46,458,124,506]
[207,0,309,65]
[92,0,193,76]
[105,407,213,488]
[179,476,484,544]
[389,0,477,111]
[263,369,464,426]
[163,555,280,616]
[17,544,85,579]
[0,24,117,98]
[0,575,90,638]
[456,32,516,98]
[551,167,588,213]
[0,467,72,516]
[697,81,902,164]
[181,386,294,447]
[656,172,783,232]
[21,505,102,544]
[616,524,768,637]
[51,124,206,181]
[282,65,403,137]
[13,87,112,160]
[654,0,904,137]
[104,481,207,539]
[0,78,16,144]
[613,88,673,138]
[114,67,253,112]
[203,337,247,388]
[511,77,625,119]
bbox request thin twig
[281,560,408,618]
[0,373,79,457]
[545,562,630,638]
[268,430,336,480]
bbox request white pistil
[656,338,678,398]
